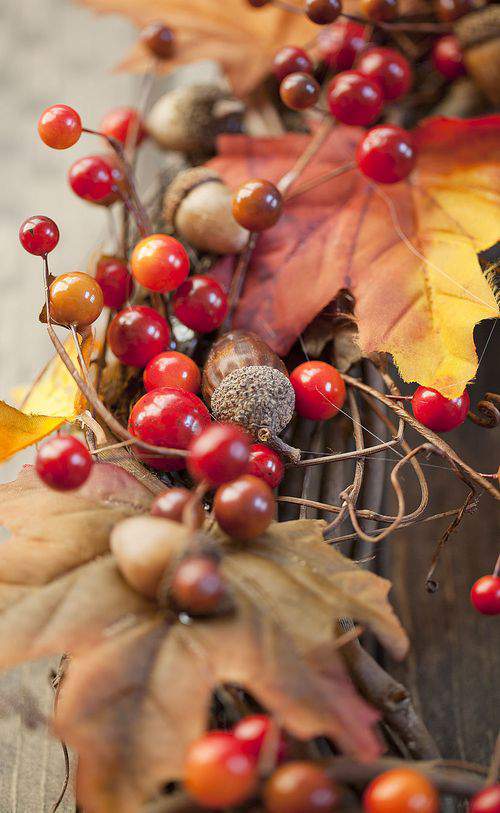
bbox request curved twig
[468,392,500,428]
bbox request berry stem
[493,554,500,579]
[182,481,209,532]
[278,116,334,196]
[340,11,451,31]
[424,488,476,592]
[272,0,304,12]
[285,160,356,201]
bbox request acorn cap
[455,6,500,49]
[163,168,223,229]
[210,365,296,437]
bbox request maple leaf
[0,465,408,813]
[209,116,500,397]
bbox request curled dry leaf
[0,464,408,812]
[210,117,500,398]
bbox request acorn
[164,168,249,255]
[202,331,299,460]
[455,6,500,106]
[146,84,245,155]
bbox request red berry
[108,305,170,367]
[470,576,500,616]
[172,275,228,333]
[19,215,59,256]
[411,386,470,432]
[363,768,438,813]
[151,487,205,527]
[95,256,133,309]
[470,785,500,813]
[131,234,190,293]
[327,71,383,126]
[184,731,258,808]
[69,154,125,206]
[280,72,321,111]
[188,424,251,487]
[356,125,416,184]
[36,434,92,491]
[356,47,412,101]
[273,46,314,82]
[128,387,211,471]
[170,556,225,616]
[290,361,346,421]
[214,474,275,539]
[432,35,466,80]
[317,21,368,72]
[140,21,175,60]
[264,761,341,813]
[144,351,201,394]
[248,444,284,488]
[100,106,147,147]
[233,714,286,762]
[361,0,398,22]
[306,0,342,25]
[38,104,82,149]
[232,179,283,232]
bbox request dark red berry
[232,179,283,232]
[435,0,473,22]
[356,47,412,101]
[469,785,500,813]
[306,0,342,25]
[188,424,251,487]
[233,714,286,762]
[144,351,201,393]
[360,0,398,22]
[68,154,125,206]
[214,474,275,539]
[411,386,470,432]
[470,576,500,616]
[128,387,211,471]
[131,234,190,293]
[19,215,59,256]
[290,361,346,421]
[273,46,314,83]
[184,731,258,808]
[264,761,342,813]
[247,0,270,5]
[38,104,82,149]
[36,434,92,491]
[95,256,133,309]
[170,556,225,616]
[327,71,383,126]
[151,487,205,527]
[356,125,416,184]
[248,444,284,488]
[432,35,466,80]
[140,21,175,59]
[108,305,170,367]
[172,275,228,333]
[280,72,321,111]
[100,106,147,147]
[317,21,368,72]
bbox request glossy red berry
[214,474,275,539]
[233,714,286,762]
[435,0,473,22]
[184,731,258,808]
[469,785,500,813]
[411,386,470,432]
[49,272,104,329]
[140,21,175,60]
[356,47,412,101]
[290,361,346,421]
[38,104,82,149]
[356,125,416,184]
[128,387,211,471]
[108,305,170,367]
[273,46,314,82]
[131,234,190,293]
[170,556,225,616]
[470,576,500,616]
[327,71,383,126]
[172,275,228,333]
[68,154,125,206]
[95,256,133,309]
[248,444,284,488]
[100,106,147,147]
[317,21,368,72]
[144,351,201,394]
[280,72,321,110]
[151,487,205,527]
[360,0,398,21]
[432,35,466,80]
[363,768,438,813]
[306,0,342,25]
[187,424,251,487]
[264,761,341,813]
[36,434,92,491]
[19,215,59,256]
[232,179,283,232]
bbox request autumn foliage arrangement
[1,0,500,810]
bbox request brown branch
[51,655,70,813]
[425,488,477,592]
[468,392,500,428]
[326,388,365,532]
[278,117,334,197]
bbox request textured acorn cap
[163,168,223,228]
[210,365,296,437]
[455,6,500,49]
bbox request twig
[285,161,356,202]
[486,734,500,786]
[51,655,70,813]
[325,388,365,532]
[278,117,334,196]
[467,392,500,428]
[424,489,477,592]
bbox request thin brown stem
[293,417,404,468]
[425,488,477,592]
[278,117,334,196]
[326,388,365,532]
[340,11,451,31]
[285,161,356,202]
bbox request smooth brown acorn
[202,331,299,460]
